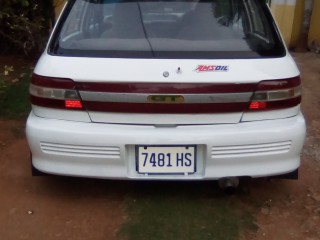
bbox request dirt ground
[0,120,126,239]
[244,52,320,240]
[0,52,319,240]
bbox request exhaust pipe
[218,177,239,194]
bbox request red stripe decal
[77,82,256,94]
[31,96,300,113]
[82,101,249,113]
[255,77,300,91]
[32,74,75,89]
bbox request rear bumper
[26,111,306,180]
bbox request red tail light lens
[30,74,84,110]
[249,101,267,110]
[65,100,83,109]
[248,76,301,111]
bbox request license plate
[136,145,196,175]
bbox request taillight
[30,74,83,110]
[248,76,301,111]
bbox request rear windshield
[49,0,286,59]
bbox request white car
[26,0,306,182]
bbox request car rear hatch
[32,56,300,125]
[30,0,301,125]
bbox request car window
[61,1,85,36]
[50,0,285,59]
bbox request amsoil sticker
[194,65,229,73]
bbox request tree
[0,0,55,56]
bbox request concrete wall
[53,0,66,20]
[270,0,320,49]
[290,0,305,48]
[308,0,320,47]
[270,0,306,48]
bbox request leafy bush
[0,0,55,56]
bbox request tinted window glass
[49,0,285,58]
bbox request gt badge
[148,95,185,104]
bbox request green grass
[0,75,30,119]
[118,182,256,240]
